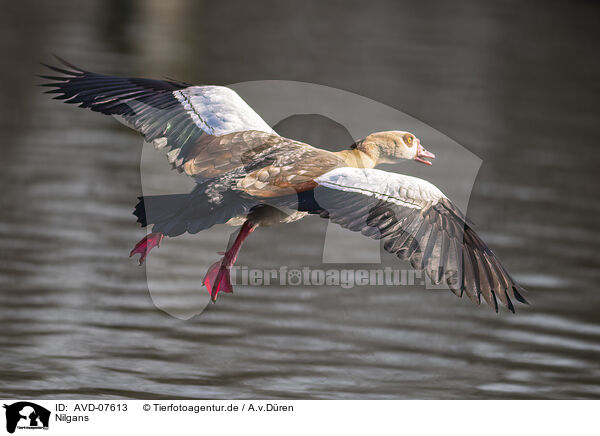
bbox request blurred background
[0,0,598,399]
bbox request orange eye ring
[404,134,413,147]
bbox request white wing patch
[174,86,276,137]
[315,167,446,209]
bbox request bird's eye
[404,134,413,147]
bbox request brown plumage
[41,58,525,311]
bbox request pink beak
[415,142,435,166]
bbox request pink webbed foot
[129,232,164,265]
[203,261,235,303]
[203,221,256,303]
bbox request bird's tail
[134,194,189,228]
[133,191,256,237]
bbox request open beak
[415,143,435,166]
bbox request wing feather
[272,167,526,312]
[41,58,274,176]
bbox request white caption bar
[0,400,596,435]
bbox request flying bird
[41,57,527,312]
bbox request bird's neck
[334,144,379,169]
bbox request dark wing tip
[51,54,87,72]
[423,200,529,313]
[40,59,85,77]
[39,63,78,76]
[506,292,516,313]
[39,57,86,91]
[512,285,529,305]
[490,290,499,313]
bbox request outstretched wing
[40,57,275,175]
[276,167,526,312]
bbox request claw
[129,232,164,265]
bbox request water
[0,0,599,399]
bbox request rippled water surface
[0,0,599,399]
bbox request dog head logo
[3,402,50,434]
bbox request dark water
[0,0,599,399]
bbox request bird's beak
[415,143,435,166]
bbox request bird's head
[353,131,435,166]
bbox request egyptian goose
[41,58,527,312]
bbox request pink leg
[204,221,256,303]
[129,232,164,265]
